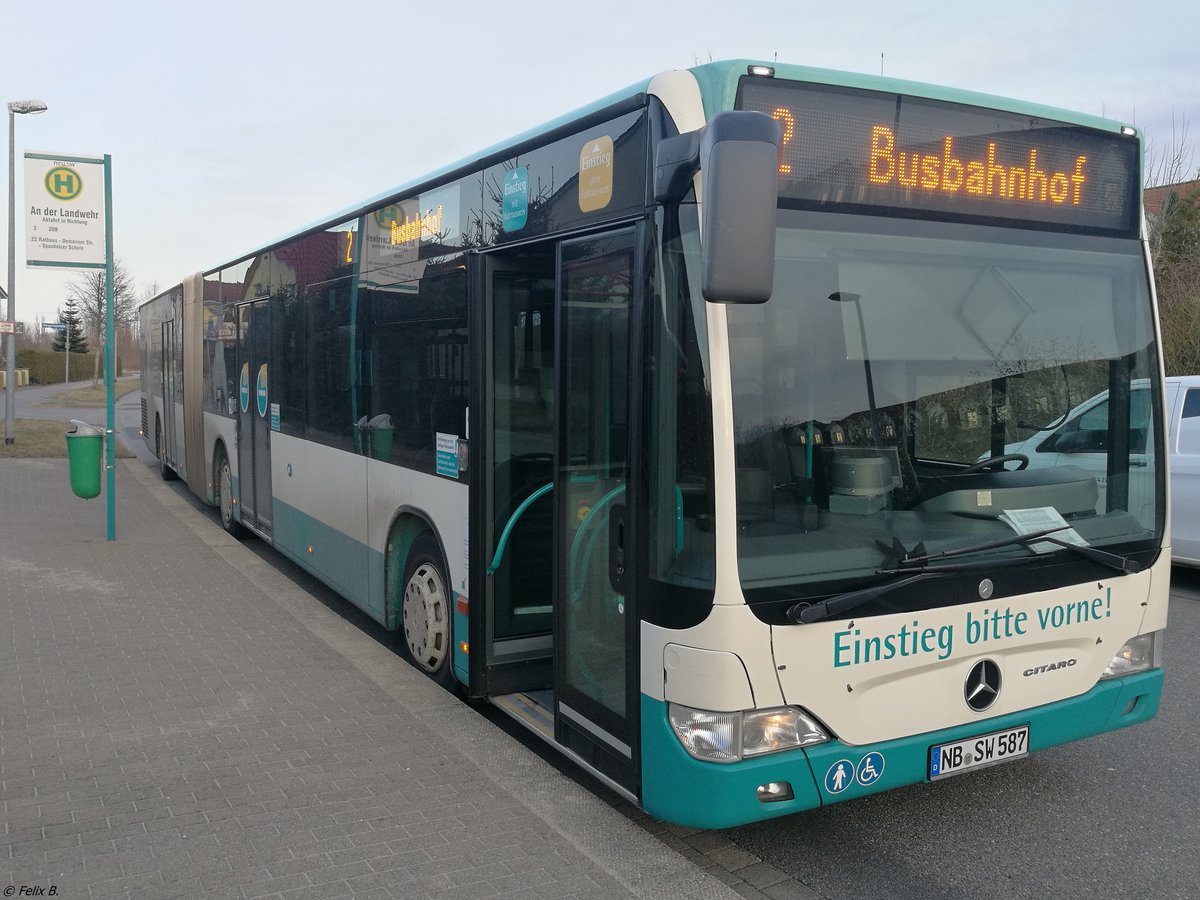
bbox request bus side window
[1180,390,1200,454]
[366,268,468,473]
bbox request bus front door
[236,298,273,539]
[481,229,639,799]
[554,229,638,796]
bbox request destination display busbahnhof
[737,78,1140,236]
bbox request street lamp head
[7,99,48,115]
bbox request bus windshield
[728,209,1162,607]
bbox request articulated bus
[140,60,1167,828]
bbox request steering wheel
[959,453,1030,475]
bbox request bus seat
[777,425,818,523]
[735,467,773,522]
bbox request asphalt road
[721,569,1200,900]
[8,375,147,455]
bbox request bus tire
[214,446,245,538]
[155,418,178,481]
[399,533,455,689]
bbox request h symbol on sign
[52,172,77,195]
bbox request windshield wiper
[788,571,952,624]
[893,526,1068,566]
[1020,535,1142,574]
[789,527,1143,626]
[788,532,1053,626]
[891,525,1141,575]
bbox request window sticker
[256,364,269,418]
[502,167,529,232]
[436,432,459,478]
[579,136,614,212]
[239,362,250,413]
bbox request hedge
[16,348,123,385]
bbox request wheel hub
[220,463,234,525]
[403,562,449,672]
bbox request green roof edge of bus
[203,76,654,276]
[687,59,1140,139]
[195,58,1141,280]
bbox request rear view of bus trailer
[140,60,1166,829]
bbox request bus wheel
[214,447,245,538]
[400,533,454,688]
[155,419,177,481]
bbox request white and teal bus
[139,60,1167,829]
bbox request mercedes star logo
[965,659,1002,711]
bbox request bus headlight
[668,703,828,763]
[1101,632,1161,679]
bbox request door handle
[609,503,627,594]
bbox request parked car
[1164,375,1200,566]
[993,376,1200,566]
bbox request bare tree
[1153,185,1200,375]
[1142,113,1200,375]
[1146,115,1195,189]
[65,260,138,382]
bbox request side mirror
[654,111,782,304]
[699,111,781,304]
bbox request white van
[999,376,1200,566]
[1164,375,1200,566]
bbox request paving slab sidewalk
[0,458,739,900]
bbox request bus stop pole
[103,154,115,541]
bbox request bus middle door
[236,298,273,539]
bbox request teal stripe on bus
[640,668,1162,830]
[270,498,469,687]
[273,499,374,614]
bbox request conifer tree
[52,296,89,355]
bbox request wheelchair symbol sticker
[856,752,885,786]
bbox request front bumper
[640,668,1162,829]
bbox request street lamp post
[5,98,48,444]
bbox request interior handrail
[486,482,554,575]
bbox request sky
[1,0,1196,326]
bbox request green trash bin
[368,413,394,461]
[66,419,103,499]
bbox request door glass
[490,270,556,639]
[1182,390,1200,454]
[236,300,273,536]
[559,231,634,726]
[236,305,257,528]
[252,301,273,536]
[161,321,175,465]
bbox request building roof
[1145,178,1200,218]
